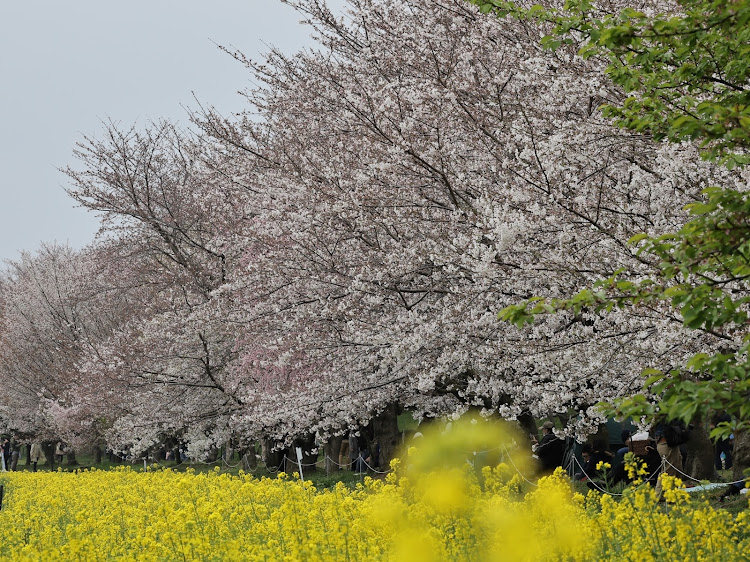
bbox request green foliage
[472,0,750,167]
[478,0,750,436]
[500,187,750,438]
[398,411,420,432]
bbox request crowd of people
[0,440,70,473]
[529,411,740,501]
[0,415,741,503]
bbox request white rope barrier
[465,445,502,455]
[283,455,321,468]
[221,456,243,469]
[661,457,705,484]
[641,462,664,485]
[259,458,286,474]
[142,447,743,497]
[662,457,749,488]
[143,457,170,469]
[243,459,275,474]
[570,454,623,496]
[725,478,750,487]
[358,455,392,474]
[603,454,663,487]
[141,455,231,470]
[323,455,353,469]
[190,458,223,466]
[500,445,539,488]
[569,452,663,497]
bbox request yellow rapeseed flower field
[0,420,746,561]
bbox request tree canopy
[476,0,750,437]
[1,0,747,459]
[474,0,750,166]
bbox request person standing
[9,444,20,471]
[531,421,565,473]
[29,442,44,472]
[652,417,685,499]
[55,442,66,464]
[0,439,8,471]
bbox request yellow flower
[0,419,745,560]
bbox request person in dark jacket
[576,440,614,481]
[531,421,565,473]
[574,443,593,481]
[9,444,19,471]
[581,440,616,491]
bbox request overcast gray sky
[0,0,344,263]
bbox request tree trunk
[324,435,344,475]
[282,446,297,474]
[372,402,401,470]
[25,444,31,466]
[93,446,102,465]
[684,415,715,481]
[205,446,219,463]
[66,451,78,467]
[41,442,55,470]
[732,428,750,484]
[287,435,318,474]
[261,438,282,472]
[239,444,257,472]
[348,433,359,471]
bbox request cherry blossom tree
[0,244,122,455]
[210,0,744,450]
[8,0,739,468]
[488,0,750,478]
[63,122,253,457]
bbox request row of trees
[0,0,745,475]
